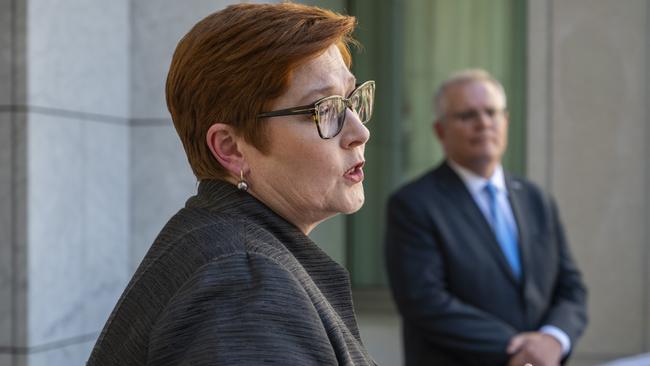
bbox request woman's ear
[206,123,246,176]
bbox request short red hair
[166,3,357,180]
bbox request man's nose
[475,110,493,128]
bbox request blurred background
[0,0,648,365]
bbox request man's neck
[448,158,498,179]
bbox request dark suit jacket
[385,162,587,366]
[88,180,375,366]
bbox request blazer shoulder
[390,168,440,201]
[507,174,553,202]
[152,207,249,257]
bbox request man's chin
[468,151,501,164]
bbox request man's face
[435,80,508,173]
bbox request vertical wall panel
[0,0,11,105]
[0,2,12,302]
[0,0,15,353]
[0,113,11,348]
[27,0,129,117]
[551,0,648,356]
[27,114,85,346]
[81,121,130,336]
[11,113,27,362]
[528,0,650,362]
[645,0,650,353]
[2,0,132,364]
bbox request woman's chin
[340,192,365,214]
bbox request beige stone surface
[549,0,648,356]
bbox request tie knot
[484,182,498,198]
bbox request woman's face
[242,44,370,234]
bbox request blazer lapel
[506,175,532,288]
[436,163,520,285]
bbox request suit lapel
[435,163,520,285]
[505,175,531,288]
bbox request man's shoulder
[505,172,549,200]
[391,163,448,198]
[386,164,456,219]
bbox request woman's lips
[344,162,365,183]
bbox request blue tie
[484,182,521,279]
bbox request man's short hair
[166,3,357,180]
[433,69,507,122]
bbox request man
[385,69,587,366]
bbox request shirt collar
[447,159,507,196]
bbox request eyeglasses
[448,107,506,123]
[257,80,375,139]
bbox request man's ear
[206,123,246,177]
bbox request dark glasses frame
[448,107,508,123]
[257,80,375,139]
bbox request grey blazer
[88,180,375,366]
[385,161,588,366]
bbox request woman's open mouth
[344,161,365,183]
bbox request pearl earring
[237,169,248,191]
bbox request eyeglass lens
[316,82,374,138]
[453,107,502,122]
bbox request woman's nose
[339,108,370,149]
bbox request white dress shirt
[447,160,571,355]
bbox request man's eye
[458,111,476,121]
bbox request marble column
[0,0,131,364]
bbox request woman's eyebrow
[298,85,340,105]
[298,75,357,105]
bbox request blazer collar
[186,179,318,258]
[186,179,358,335]
[187,179,310,246]
[436,161,524,286]
[447,160,508,197]
[186,179,350,279]
[504,176,532,287]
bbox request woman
[88,3,376,365]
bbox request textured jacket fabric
[88,180,376,366]
[385,161,588,366]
